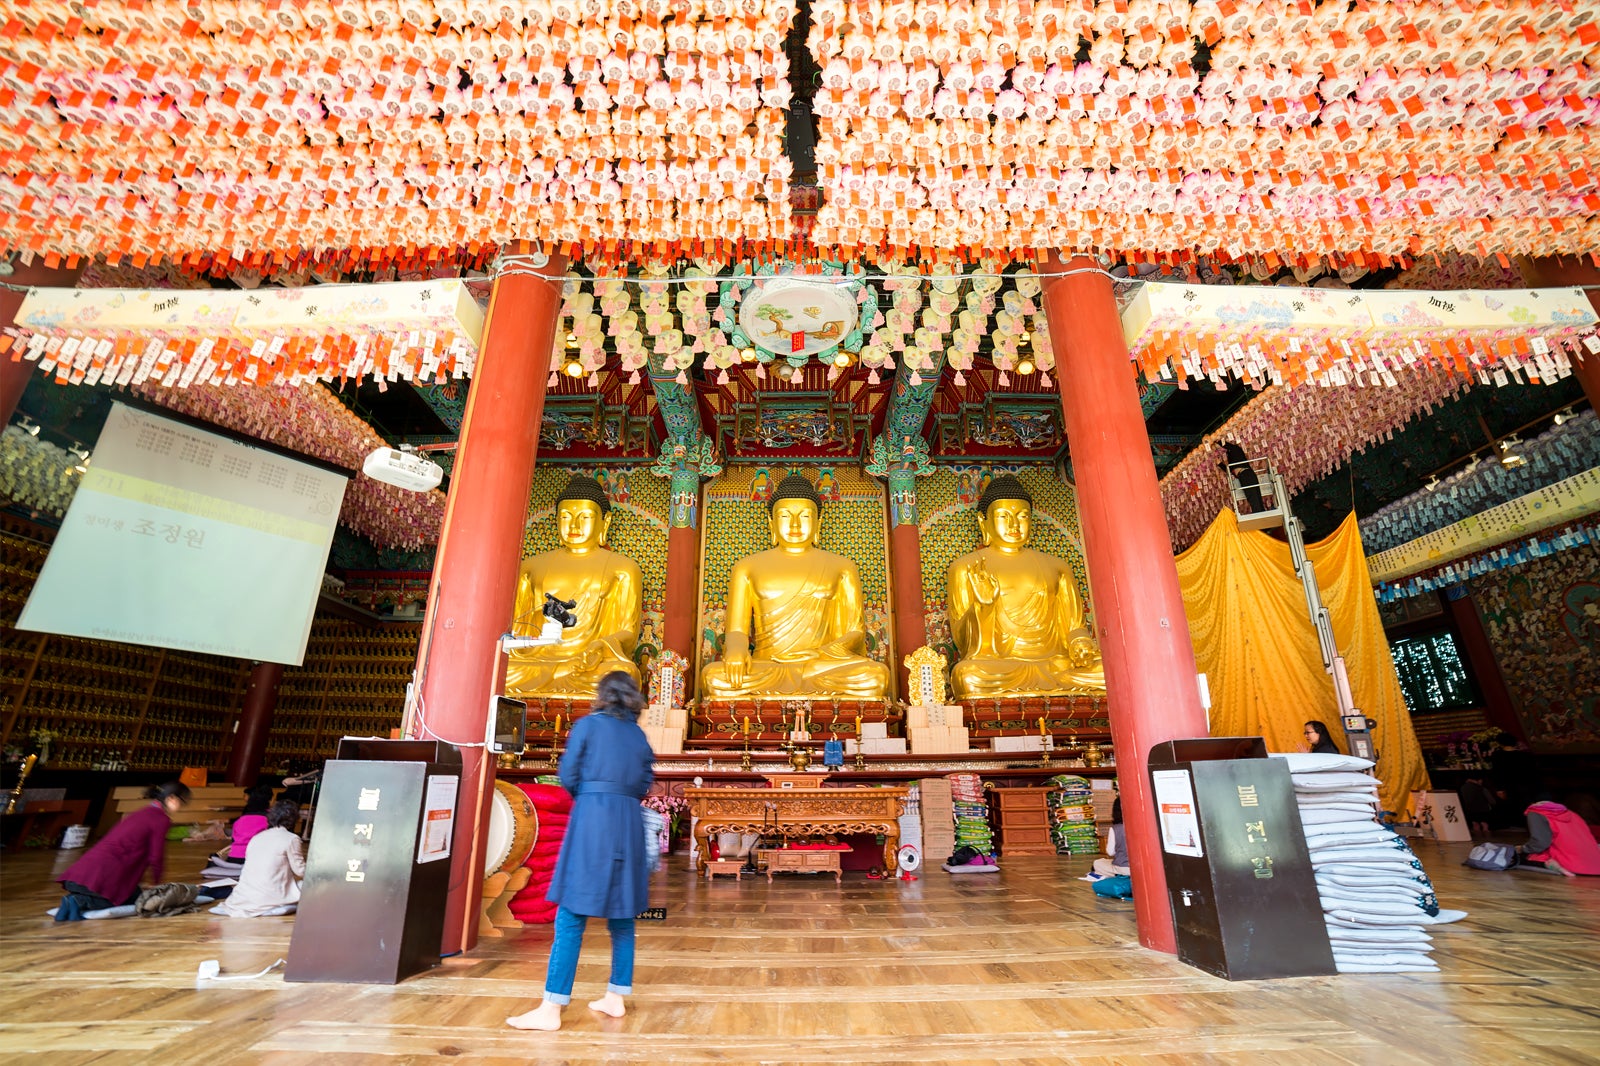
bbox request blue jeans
[542,905,635,1004]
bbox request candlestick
[855,715,862,735]
[554,714,563,735]
[743,715,750,735]
[1038,715,1046,737]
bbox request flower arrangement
[643,794,691,852]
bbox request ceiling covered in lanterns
[0,0,1595,274]
[3,1,1597,561]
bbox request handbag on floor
[1463,843,1517,871]
[136,882,202,917]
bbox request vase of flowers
[29,729,55,767]
[643,794,689,854]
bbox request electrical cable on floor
[196,958,285,982]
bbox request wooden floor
[2,838,1598,1065]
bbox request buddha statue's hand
[969,559,1000,606]
[723,632,751,688]
[1066,630,1101,668]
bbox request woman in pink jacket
[55,781,189,920]
[1518,799,1600,876]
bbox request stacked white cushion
[1273,752,1462,973]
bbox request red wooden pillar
[1041,252,1209,954]
[660,454,712,688]
[413,250,565,956]
[887,473,926,695]
[663,523,699,664]
[227,662,284,786]
[1519,257,1600,410]
[2,261,84,423]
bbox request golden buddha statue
[701,474,890,700]
[946,474,1107,700]
[503,476,642,698]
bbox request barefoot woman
[507,671,656,1030]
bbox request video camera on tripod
[541,592,579,629]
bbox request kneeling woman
[56,781,189,920]
[212,800,305,917]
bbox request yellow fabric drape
[1175,510,1430,814]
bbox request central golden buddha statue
[503,476,642,699]
[946,474,1107,700]
[701,473,890,700]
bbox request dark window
[1389,631,1477,712]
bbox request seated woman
[209,784,274,871]
[55,781,189,921]
[1517,797,1600,877]
[1093,795,1130,879]
[212,800,306,917]
[1303,720,1341,754]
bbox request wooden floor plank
[4,836,1598,1064]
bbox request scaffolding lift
[1225,459,1376,761]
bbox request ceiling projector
[362,447,444,492]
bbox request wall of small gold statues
[265,619,419,769]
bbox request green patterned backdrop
[700,465,890,681]
[524,465,669,671]
[918,464,1090,666]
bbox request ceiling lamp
[565,332,579,347]
[739,347,757,363]
[562,359,585,378]
[833,351,853,368]
[1015,357,1036,375]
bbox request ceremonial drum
[483,780,540,876]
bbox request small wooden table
[4,800,90,852]
[764,848,843,883]
[703,858,745,881]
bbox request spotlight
[1424,476,1440,492]
[1498,437,1524,467]
[562,360,585,378]
[1015,357,1036,375]
[1553,407,1576,426]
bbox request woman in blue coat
[508,671,655,1031]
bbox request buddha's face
[981,499,1032,551]
[770,497,819,550]
[557,499,608,553]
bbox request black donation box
[1148,736,1335,981]
[286,738,462,984]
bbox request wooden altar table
[684,786,909,875]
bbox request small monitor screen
[492,696,527,754]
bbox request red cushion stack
[508,782,572,925]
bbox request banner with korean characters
[1121,282,1597,391]
[3,279,484,389]
[1367,468,1600,584]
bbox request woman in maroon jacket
[55,781,189,920]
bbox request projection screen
[18,402,349,665]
